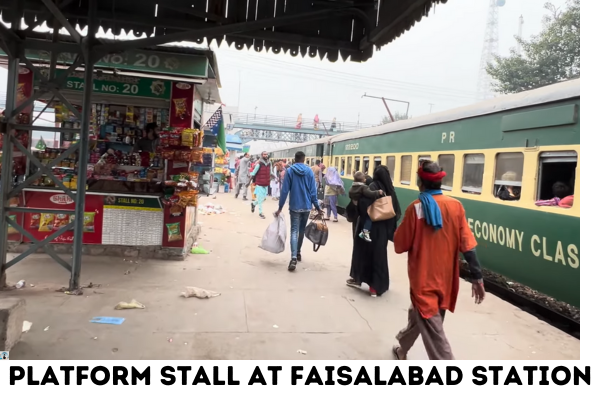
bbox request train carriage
[327,79,580,307]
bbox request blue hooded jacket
[279,163,321,212]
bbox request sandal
[346,278,361,288]
[332,219,338,222]
[392,344,407,360]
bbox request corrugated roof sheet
[0,0,447,62]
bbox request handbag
[304,214,329,252]
[367,191,396,222]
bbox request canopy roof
[0,0,447,62]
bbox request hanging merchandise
[166,222,183,242]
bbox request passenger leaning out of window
[535,181,574,208]
[497,171,521,201]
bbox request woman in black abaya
[346,166,401,297]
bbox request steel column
[70,0,98,290]
[0,55,20,288]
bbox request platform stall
[8,46,221,259]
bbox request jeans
[290,211,310,259]
[326,195,338,219]
[363,216,372,231]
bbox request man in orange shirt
[393,160,486,360]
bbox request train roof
[270,135,332,153]
[330,78,580,144]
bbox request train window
[462,154,485,194]
[438,154,455,191]
[354,157,360,174]
[346,156,352,175]
[494,153,524,201]
[386,156,396,182]
[416,155,432,183]
[334,157,339,169]
[363,157,370,174]
[340,158,346,176]
[400,155,412,185]
[374,157,382,171]
[536,151,577,208]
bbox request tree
[486,0,580,94]
[380,110,409,125]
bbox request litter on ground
[181,287,221,299]
[115,299,146,310]
[90,317,125,325]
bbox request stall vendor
[133,123,159,153]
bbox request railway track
[459,268,580,340]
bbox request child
[349,171,383,242]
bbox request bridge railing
[230,113,376,132]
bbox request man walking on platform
[235,153,251,200]
[392,160,486,360]
[250,151,272,219]
[275,151,322,272]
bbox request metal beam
[95,7,364,55]
[40,0,82,44]
[359,0,429,50]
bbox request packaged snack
[84,212,95,233]
[29,213,41,229]
[126,105,135,124]
[160,132,170,146]
[181,129,194,147]
[161,150,174,160]
[39,213,55,232]
[166,222,182,242]
[172,98,187,119]
[169,133,180,146]
[169,204,183,217]
[53,213,69,230]
[180,150,191,162]
[68,214,76,231]
[191,149,203,162]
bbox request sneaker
[359,231,372,242]
[288,259,297,272]
[296,253,302,262]
[243,197,248,201]
[251,203,256,213]
[259,213,265,219]
[235,194,239,199]
[369,287,378,297]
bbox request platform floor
[3,193,579,360]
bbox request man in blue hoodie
[275,151,322,271]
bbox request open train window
[334,157,339,169]
[374,157,382,171]
[462,154,485,194]
[354,157,360,174]
[537,151,577,206]
[438,154,455,191]
[494,153,524,201]
[386,156,396,182]
[346,156,352,175]
[340,158,346,176]
[400,155,412,185]
[363,156,370,174]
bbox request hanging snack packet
[68,214,76,231]
[39,213,55,232]
[166,222,183,242]
[7,215,17,235]
[84,212,95,233]
[181,129,194,147]
[173,98,187,119]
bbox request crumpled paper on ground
[181,287,221,299]
[115,299,146,310]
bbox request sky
[0,0,567,134]
[214,0,565,125]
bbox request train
[271,79,580,308]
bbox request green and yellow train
[272,79,580,308]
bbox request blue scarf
[419,189,443,231]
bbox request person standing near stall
[133,123,158,153]
[250,151,272,219]
[234,153,251,200]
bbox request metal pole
[0,55,20,288]
[70,0,97,291]
[381,97,394,122]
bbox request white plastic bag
[259,214,287,253]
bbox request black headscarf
[365,175,373,186]
[372,165,401,220]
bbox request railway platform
[3,193,579,360]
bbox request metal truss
[0,0,98,290]
[237,129,324,143]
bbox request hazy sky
[1,0,566,130]
[215,0,565,125]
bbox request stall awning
[0,0,448,63]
